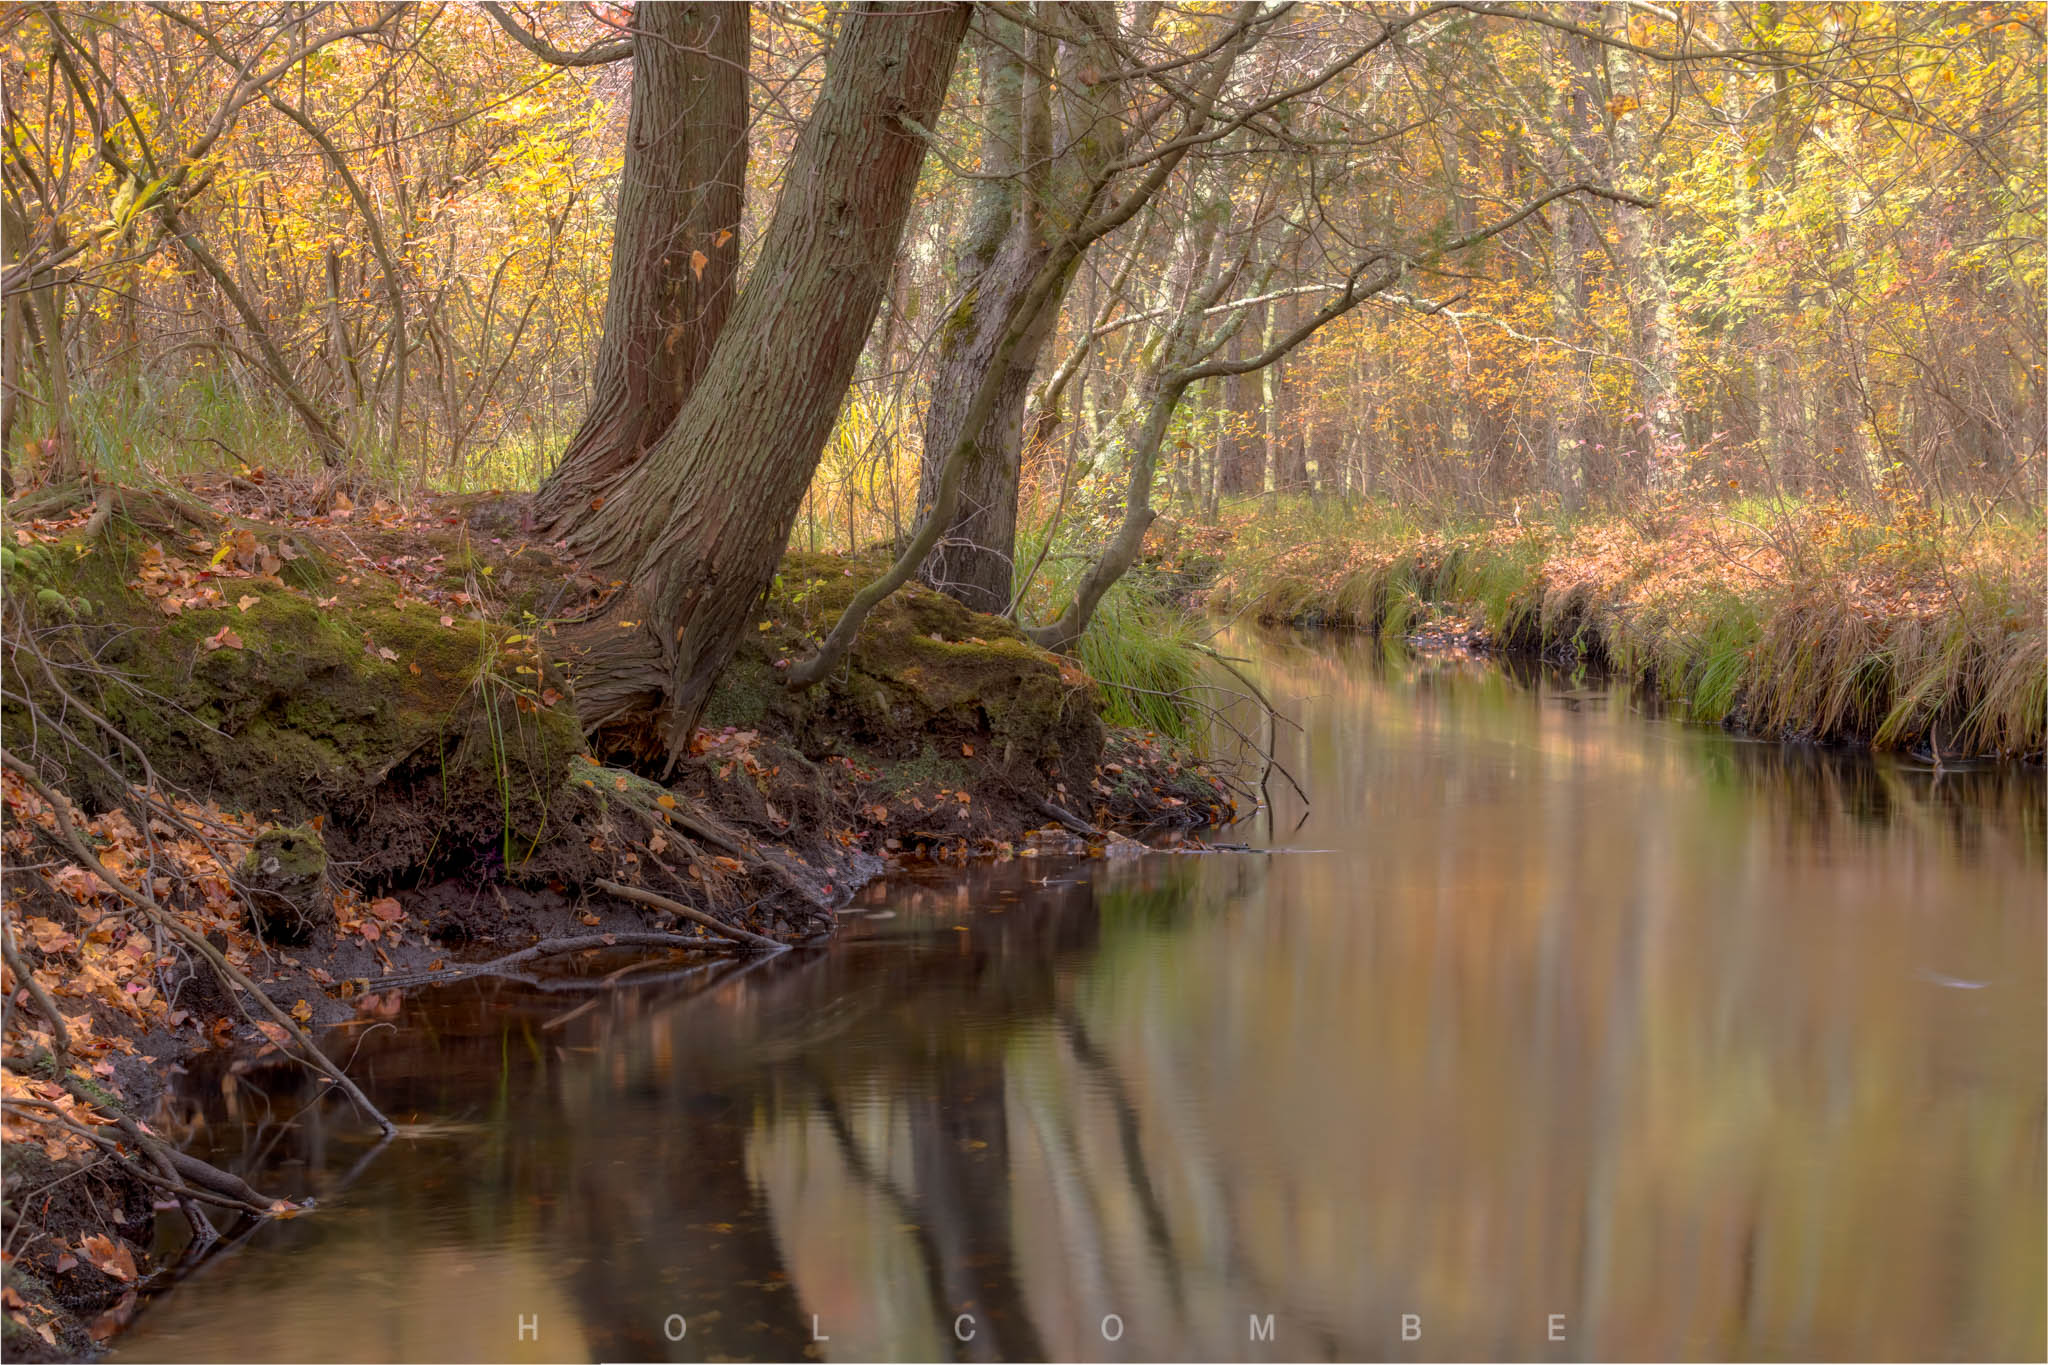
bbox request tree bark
[914,6,1121,612]
[533,2,748,532]
[1541,7,1603,503]
[1606,40,1684,491]
[564,2,970,753]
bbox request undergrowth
[1012,527,1207,747]
[1206,494,2045,759]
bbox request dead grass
[1205,495,2045,759]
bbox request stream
[115,626,2045,1362]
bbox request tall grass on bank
[9,376,566,493]
[1014,527,1207,746]
[1207,496,2046,759]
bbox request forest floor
[0,473,1230,1358]
[1185,492,2044,761]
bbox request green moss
[702,550,1103,779]
[2,511,586,877]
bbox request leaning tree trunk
[532,2,749,533]
[563,2,970,754]
[914,6,1120,613]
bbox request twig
[0,917,70,1063]
[1029,795,1104,839]
[593,881,789,954]
[0,751,395,1136]
[371,928,739,989]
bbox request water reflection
[119,630,2044,1362]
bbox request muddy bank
[0,481,1231,1357]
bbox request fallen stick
[594,880,790,954]
[661,804,831,912]
[1030,795,1104,839]
[371,930,734,989]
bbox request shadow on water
[117,629,2044,1362]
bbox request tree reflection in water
[120,632,2043,1363]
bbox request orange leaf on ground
[79,1235,135,1283]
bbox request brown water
[117,628,2045,1362]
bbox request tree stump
[238,825,330,944]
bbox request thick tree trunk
[564,2,970,753]
[532,2,748,533]
[914,7,1121,612]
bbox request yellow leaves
[656,793,677,810]
[237,594,260,612]
[689,249,709,280]
[290,999,314,1024]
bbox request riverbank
[0,476,1229,1357]
[1200,497,2044,761]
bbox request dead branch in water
[371,926,752,989]
[594,880,790,953]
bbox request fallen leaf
[290,999,313,1024]
[656,794,677,810]
[440,614,455,627]
[377,647,398,662]
[580,912,601,926]
[79,1235,135,1283]
[367,897,403,922]
[203,625,243,652]
[237,595,260,612]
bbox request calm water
[119,629,2045,1362]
